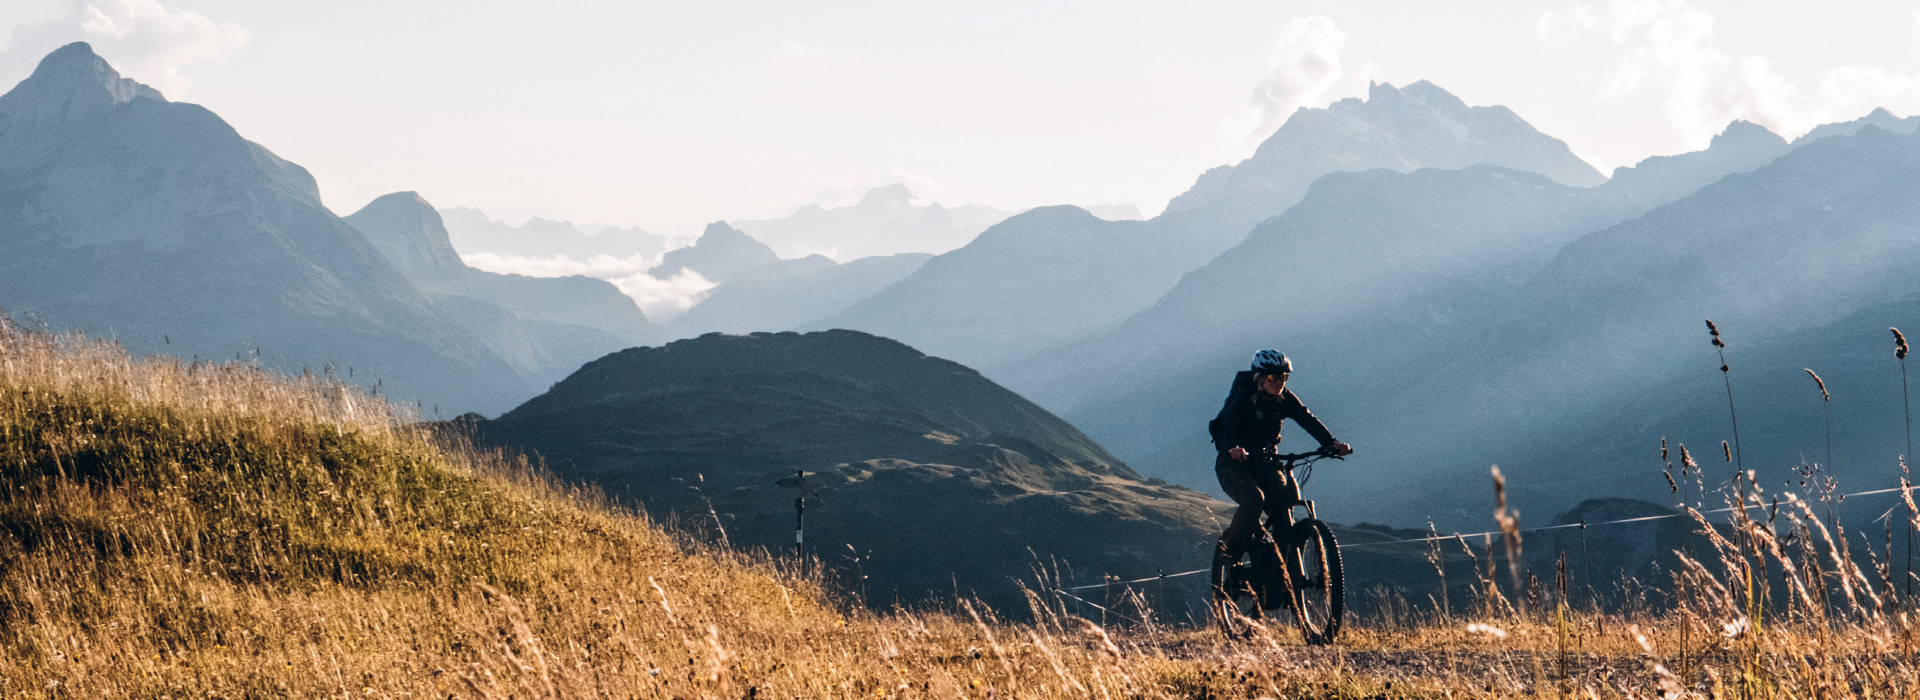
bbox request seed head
[1661,437,1669,461]
[1680,444,1697,470]
[1723,440,1732,463]
[1706,319,1724,348]
[1805,368,1829,402]
[1894,327,1909,360]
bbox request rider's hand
[1328,442,1353,458]
[1228,446,1248,461]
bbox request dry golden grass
[2,323,1918,698]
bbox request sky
[4,0,1919,238]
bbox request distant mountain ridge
[666,253,933,340]
[730,184,1019,261]
[812,80,1608,371]
[344,192,656,373]
[440,206,674,261]
[648,222,780,283]
[0,43,642,416]
[995,120,1802,507]
[1350,123,1920,524]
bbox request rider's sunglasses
[1261,373,1288,383]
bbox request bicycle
[1210,446,1346,645]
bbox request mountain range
[998,120,1799,519]
[440,206,675,261]
[730,183,1019,261]
[812,80,1608,371]
[0,43,652,415]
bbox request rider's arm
[1279,388,1337,448]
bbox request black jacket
[1211,370,1335,455]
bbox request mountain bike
[1211,447,1345,645]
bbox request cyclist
[1208,349,1352,598]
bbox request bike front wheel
[1284,518,1345,645]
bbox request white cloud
[0,0,248,96]
[1226,16,1349,149]
[607,268,718,323]
[461,251,726,321]
[459,252,664,279]
[1545,0,1920,145]
[1535,5,1601,46]
[467,249,718,322]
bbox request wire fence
[1052,482,1917,594]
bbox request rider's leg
[1212,455,1265,590]
[1248,466,1292,561]
[1259,468,1302,546]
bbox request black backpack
[1207,370,1255,447]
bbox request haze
[4,0,1918,237]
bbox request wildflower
[1722,617,1750,639]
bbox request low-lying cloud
[462,252,716,323]
[1542,0,1920,145]
[460,252,663,280]
[0,0,249,95]
[608,268,718,324]
[1226,16,1349,150]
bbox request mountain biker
[1209,349,1352,597]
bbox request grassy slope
[3,325,1917,699]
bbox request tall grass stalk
[1896,327,1912,605]
[1806,367,1833,477]
[1706,319,1743,474]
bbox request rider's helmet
[1251,349,1291,375]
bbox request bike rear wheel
[1284,518,1345,645]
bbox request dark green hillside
[475,330,1226,611]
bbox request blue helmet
[1251,349,1291,374]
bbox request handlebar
[1252,446,1345,465]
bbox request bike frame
[1246,448,1334,542]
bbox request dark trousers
[1214,453,1300,560]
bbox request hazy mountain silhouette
[439,206,672,260]
[1337,124,1920,527]
[991,121,1799,526]
[344,192,655,379]
[1789,107,1920,146]
[1166,80,1603,218]
[668,253,932,339]
[731,184,1018,260]
[0,43,612,416]
[814,81,1606,370]
[648,222,780,283]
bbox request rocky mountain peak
[1395,80,1471,111]
[854,183,916,209]
[647,222,779,283]
[1167,78,1602,217]
[0,42,168,168]
[343,192,468,296]
[3,42,163,110]
[1711,120,1787,150]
